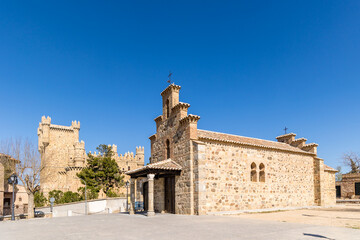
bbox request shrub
[62,191,81,203]
[48,190,64,204]
[78,186,99,200]
[106,189,119,198]
[34,191,47,207]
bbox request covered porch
[126,159,181,216]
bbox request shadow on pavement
[303,233,335,240]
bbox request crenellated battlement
[136,146,144,155]
[89,145,145,168]
[71,120,80,129]
[41,116,51,125]
[74,140,85,149]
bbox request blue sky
[0,1,359,171]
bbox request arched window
[128,166,130,171]
[259,163,265,182]
[166,139,170,159]
[166,99,170,118]
[251,162,257,182]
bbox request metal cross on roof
[284,127,288,134]
[167,71,173,84]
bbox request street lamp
[84,181,87,215]
[125,181,129,212]
[7,174,18,221]
[74,176,88,215]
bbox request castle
[38,116,144,195]
[126,84,337,216]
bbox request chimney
[276,133,296,144]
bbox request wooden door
[336,186,341,198]
[143,182,148,211]
[164,176,175,213]
[355,182,360,196]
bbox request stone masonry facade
[133,83,337,215]
[38,116,144,196]
[0,153,22,216]
[336,173,360,199]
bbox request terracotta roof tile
[324,164,338,172]
[197,130,314,155]
[126,159,182,175]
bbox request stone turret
[108,144,119,158]
[71,120,80,140]
[38,116,51,150]
[136,146,145,164]
[74,140,86,167]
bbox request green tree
[77,144,124,197]
[96,144,114,157]
[61,191,81,203]
[78,186,99,200]
[335,166,342,181]
[48,190,64,204]
[106,189,119,198]
[34,191,47,207]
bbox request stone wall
[313,158,321,205]
[154,178,164,212]
[323,170,336,205]
[336,173,360,199]
[37,197,127,217]
[0,154,19,216]
[195,140,316,214]
[65,167,84,193]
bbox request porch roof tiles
[125,159,182,177]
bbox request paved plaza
[0,212,359,240]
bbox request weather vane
[284,126,288,134]
[167,71,173,84]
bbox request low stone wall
[37,197,127,217]
[336,199,360,204]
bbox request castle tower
[38,116,86,194]
[136,146,145,166]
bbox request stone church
[37,116,144,195]
[127,83,337,216]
